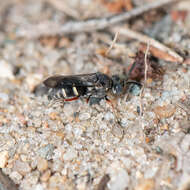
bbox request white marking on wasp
[55,93,60,99]
[73,86,79,96]
[56,90,63,99]
[48,88,53,93]
[62,88,67,98]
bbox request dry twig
[144,42,150,85]
[17,0,180,38]
[105,30,119,56]
[138,42,150,144]
[139,42,150,117]
[112,27,184,63]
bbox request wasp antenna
[125,80,141,86]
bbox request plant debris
[128,51,164,81]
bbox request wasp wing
[43,73,101,88]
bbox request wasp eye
[113,84,122,95]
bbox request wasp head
[111,75,124,95]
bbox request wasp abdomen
[48,86,87,100]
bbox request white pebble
[108,168,129,190]
[63,149,77,161]
[180,134,190,153]
[0,151,9,168]
[10,171,23,182]
[0,60,14,79]
[79,112,90,120]
[0,92,9,102]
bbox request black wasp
[43,71,141,105]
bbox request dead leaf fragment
[171,10,188,22]
[128,51,164,81]
[101,0,133,13]
[96,47,109,57]
[183,58,190,65]
[140,43,181,63]
[39,35,70,48]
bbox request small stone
[37,157,48,172]
[49,172,64,185]
[0,150,9,168]
[63,149,77,161]
[13,160,31,175]
[180,134,190,153]
[154,105,176,118]
[135,179,155,190]
[111,124,124,139]
[55,131,65,140]
[38,144,54,160]
[0,60,14,79]
[160,124,169,132]
[20,154,28,162]
[10,171,23,182]
[40,169,51,182]
[0,92,9,102]
[104,112,114,121]
[79,112,90,121]
[108,168,129,190]
[49,112,59,120]
[33,184,45,190]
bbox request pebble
[79,112,91,121]
[49,112,59,120]
[180,134,190,153]
[0,60,14,79]
[20,154,28,162]
[108,168,129,190]
[0,150,9,168]
[111,124,124,139]
[63,149,77,161]
[13,160,31,175]
[0,92,9,102]
[160,124,169,132]
[104,112,114,121]
[34,184,45,190]
[37,157,48,172]
[40,169,51,182]
[135,179,155,190]
[10,171,23,182]
[38,144,54,160]
[48,172,64,185]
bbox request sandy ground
[0,0,190,190]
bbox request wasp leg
[86,88,107,105]
[47,98,65,108]
[105,96,117,109]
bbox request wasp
[43,70,141,105]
